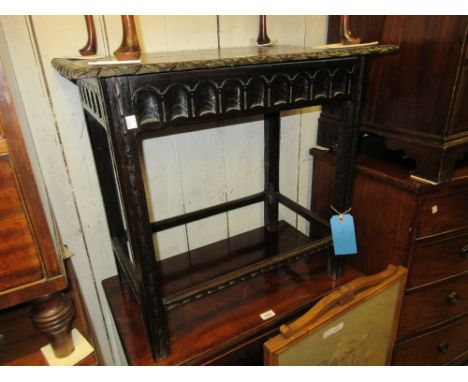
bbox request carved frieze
[130,60,357,131]
[78,78,108,127]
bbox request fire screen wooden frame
[264,265,407,365]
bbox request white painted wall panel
[268,15,306,46]
[142,137,189,260]
[161,16,218,51]
[278,110,301,228]
[218,15,258,47]
[176,129,229,250]
[222,120,264,237]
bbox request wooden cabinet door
[0,57,66,309]
[0,152,44,292]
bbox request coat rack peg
[340,15,361,45]
[114,15,141,61]
[79,15,97,56]
[257,15,272,47]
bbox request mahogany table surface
[104,237,362,366]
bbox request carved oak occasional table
[52,44,397,363]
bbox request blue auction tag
[330,214,358,255]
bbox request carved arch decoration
[193,81,219,117]
[270,73,290,106]
[130,61,356,131]
[330,68,351,97]
[163,84,191,122]
[246,76,269,110]
[312,69,332,100]
[291,72,310,102]
[134,87,162,126]
[220,78,244,113]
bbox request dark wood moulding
[159,222,331,311]
[114,221,332,312]
[150,192,266,233]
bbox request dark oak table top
[52,44,398,80]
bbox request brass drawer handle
[460,244,468,259]
[437,341,449,353]
[447,291,458,305]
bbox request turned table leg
[30,292,75,358]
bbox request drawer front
[408,232,468,288]
[0,155,43,292]
[416,191,468,238]
[393,314,468,365]
[205,335,265,365]
[398,273,468,337]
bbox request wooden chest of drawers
[0,56,76,359]
[0,59,66,309]
[310,142,468,365]
[318,16,468,184]
[393,314,468,366]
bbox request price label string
[330,205,352,221]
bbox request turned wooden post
[79,15,97,56]
[30,292,75,358]
[340,16,361,45]
[114,15,141,60]
[257,15,271,46]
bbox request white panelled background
[0,15,327,365]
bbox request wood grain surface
[0,259,97,366]
[103,243,360,365]
[0,155,42,292]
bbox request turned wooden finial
[340,15,361,45]
[257,15,271,46]
[30,292,76,358]
[79,15,97,56]
[114,15,141,61]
